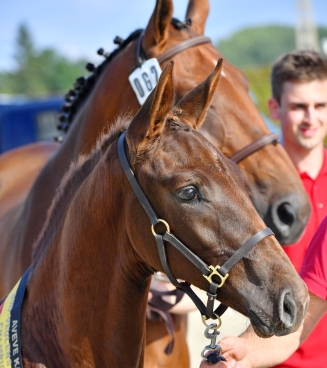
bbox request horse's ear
[126,61,175,159]
[185,0,209,35]
[172,58,223,130]
[142,0,173,53]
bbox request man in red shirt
[199,216,327,368]
[198,50,327,368]
[263,50,327,367]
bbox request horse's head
[64,0,310,245]
[122,60,308,338]
[138,0,310,245]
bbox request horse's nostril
[277,202,295,226]
[280,292,296,329]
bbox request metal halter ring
[151,219,171,236]
[203,265,229,288]
[202,314,222,329]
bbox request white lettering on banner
[11,320,19,358]
[0,278,21,368]
[128,58,162,105]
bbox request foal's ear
[185,0,209,35]
[172,58,223,130]
[142,0,173,53]
[126,61,175,159]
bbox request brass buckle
[151,219,170,236]
[203,265,229,288]
[201,314,222,329]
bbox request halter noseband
[118,131,274,321]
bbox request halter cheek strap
[117,131,274,320]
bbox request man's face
[268,79,327,151]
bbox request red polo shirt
[274,148,327,368]
[301,215,327,301]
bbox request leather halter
[118,131,274,321]
[136,31,211,66]
[135,32,281,163]
[229,133,280,163]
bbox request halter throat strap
[117,131,274,319]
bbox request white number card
[128,58,162,105]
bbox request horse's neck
[64,40,140,158]
[21,156,151,368]
[17,40,141,274]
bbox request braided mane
[57,18,188,138]
[57,29,143,135]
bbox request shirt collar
[298,148,327,179]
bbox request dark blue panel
[0,97,63,153]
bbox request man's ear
[268,98,280,121]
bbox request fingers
[219,336,248,361]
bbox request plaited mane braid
[55,18,190,142]
[54,29,143,141]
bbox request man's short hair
[271,50,327,103]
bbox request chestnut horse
[0,142,59,218]
[5,61,307,368]
[0,0,310,366]
[0,0,310,294]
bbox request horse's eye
[178,186,198,201]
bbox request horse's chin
[249,309,301,338]
[251,324,274,338]
[248,310,274,338]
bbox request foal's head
[121,60,308,338]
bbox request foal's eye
[177,186,199,201]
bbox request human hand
[217,336,252,368]
[199,336,252,368]
[199,336,249,368]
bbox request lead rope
[117,131,274,363]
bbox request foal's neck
[22,152,152,368]
[64,41,140,158]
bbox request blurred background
[0,1,326,366]
[0,0,326,150]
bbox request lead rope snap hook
[200,322,227,364]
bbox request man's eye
[291,104,305,110]
[178,186,198,201]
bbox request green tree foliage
[243,66,272,117]
[216,25,327,69]
[216,25,295,69]
[216,25,327,122]
[0,24,88,97]
[318,26,327,40]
